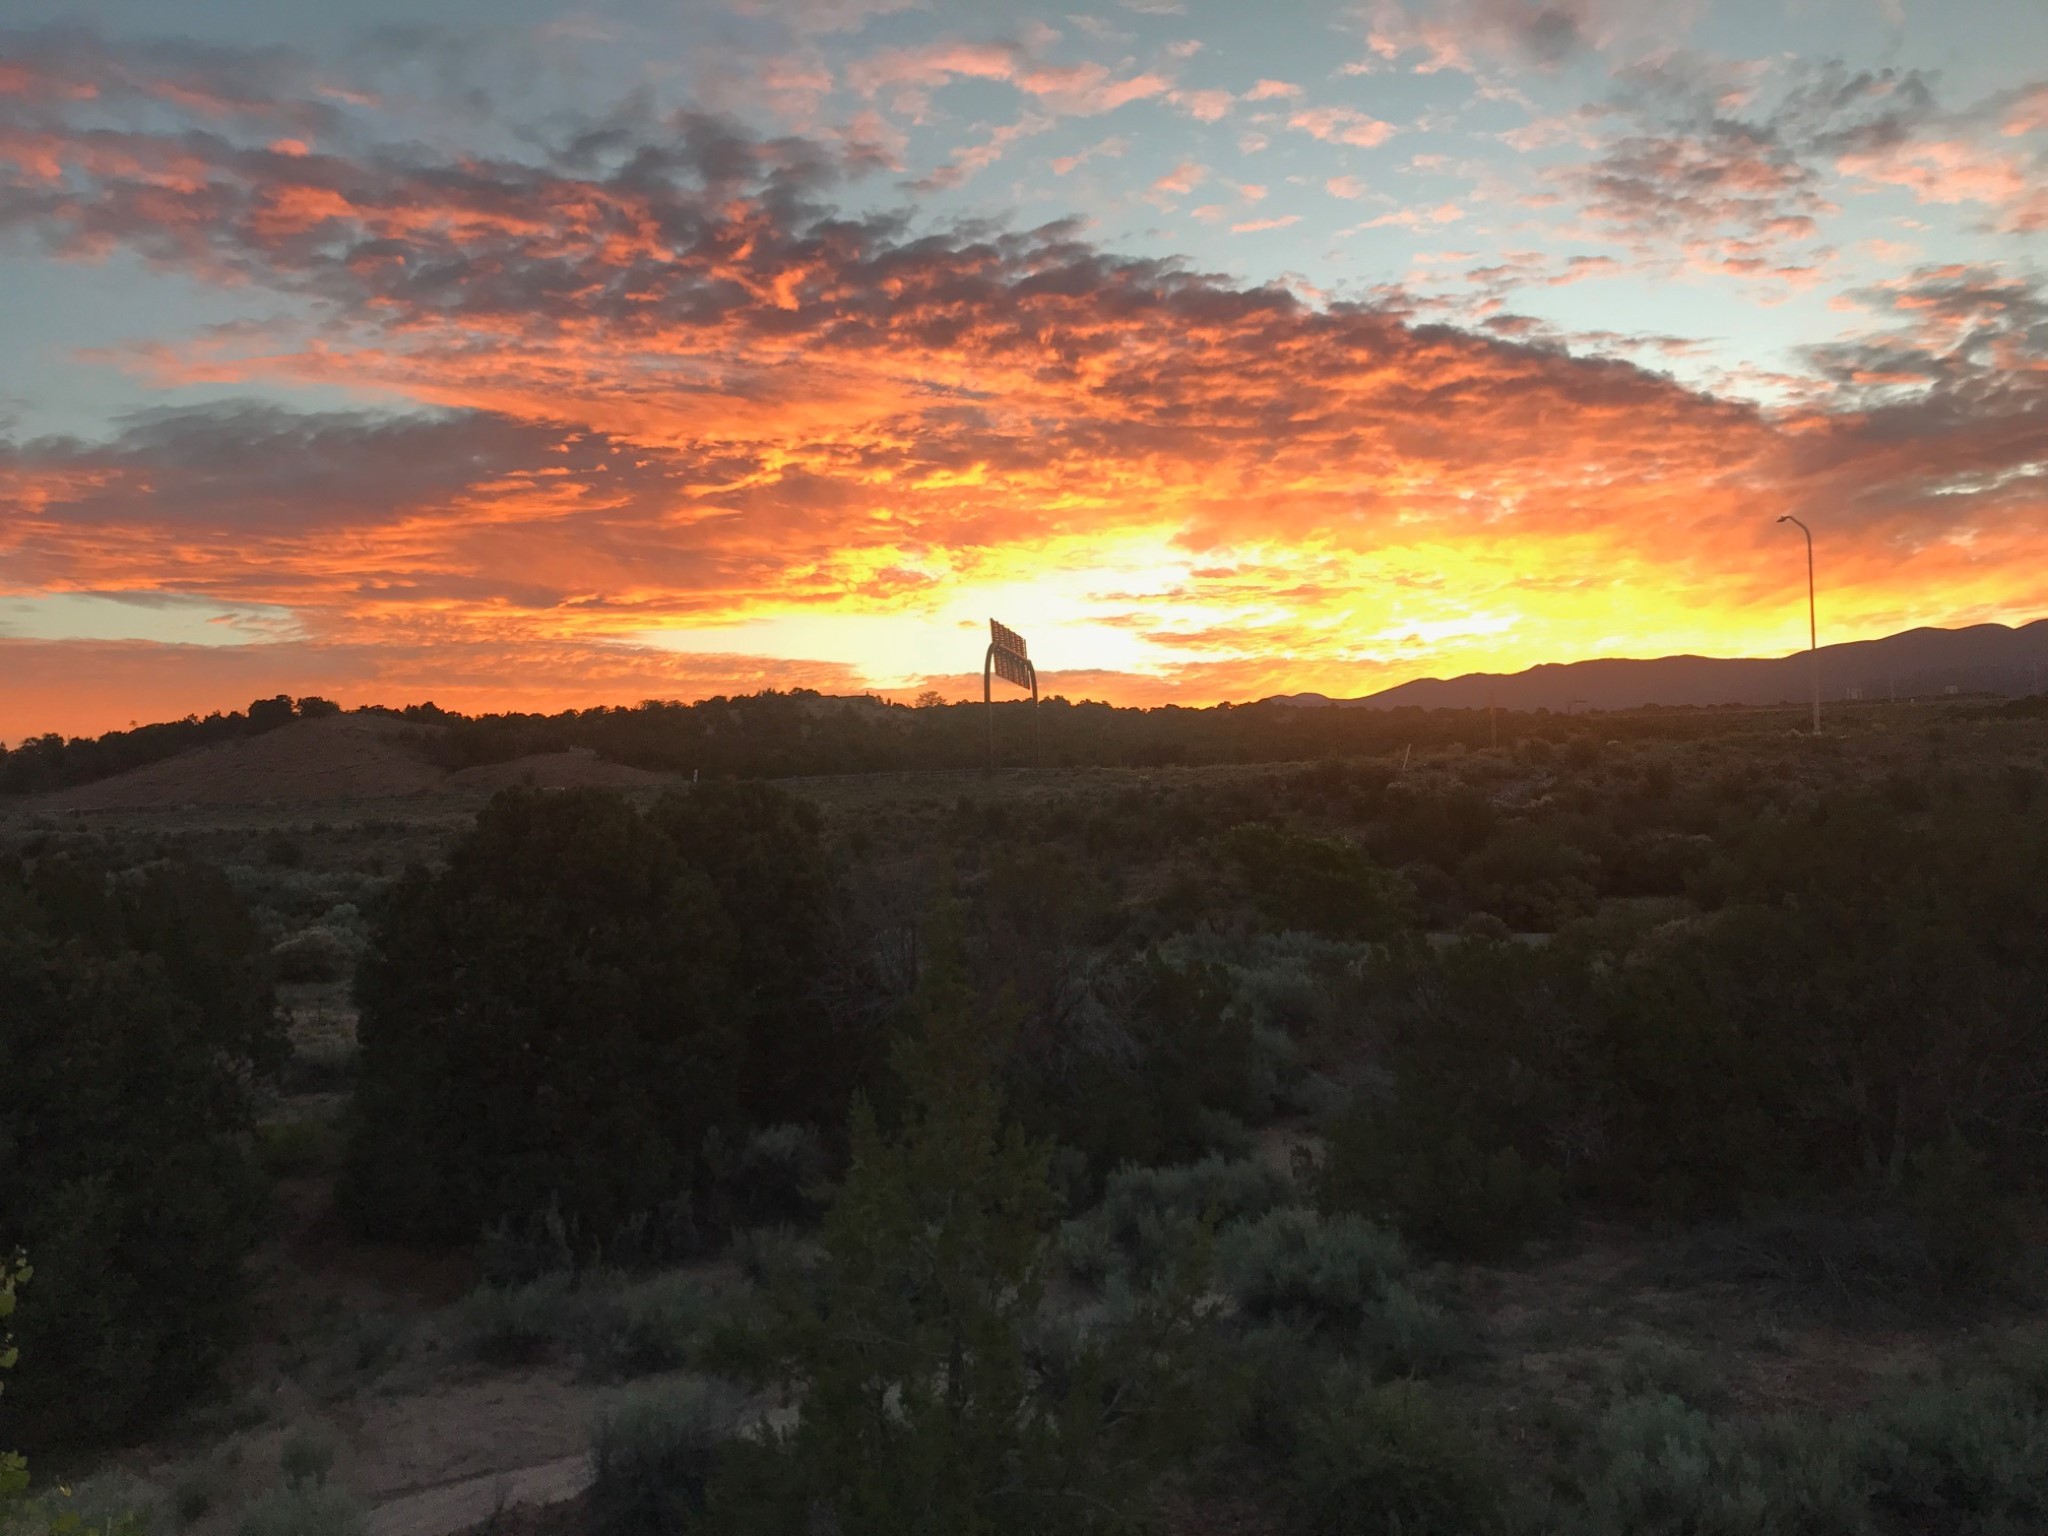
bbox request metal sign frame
[983,617,1040,771]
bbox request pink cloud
[1363,202,1464,229]
[1839,138,2047,234]
[1231,213,1301,233]
[1245,79,1302,101]
[1169,87,1233,121]
[1288,105,1397,148]
[1016,61,1171,114]
[1050,134,1127,174]
[1151,159,1206,195]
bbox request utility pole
[1777,515,1819,734]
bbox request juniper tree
[721,910,1216,1536]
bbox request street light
[1777,514,1819,734]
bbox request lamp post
[1777,515,1818,734]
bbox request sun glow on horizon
[2,3,2046,737]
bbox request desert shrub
[6,1475,160,1536]
[1461,819,1598,930]
[1246,1025,1306,1120]
[1572,1394,1869,1536]
[589,1379,742,1536]
[1323,779,2048,1237]
[1603,1334,1729,1411]
[318,1309,411,1385]
[1228,1321,1330,1460]
[233,1484,365,1536]
[1368,784,1497,868]
[1662,1190,2024,1326]
[576,1272,717,1381]
[1285,1374,1505,1536]
[1009,942,1284,1184]
[278,1426,337,1489]
[0,854,277,1450]
[1217,1209,1468,1374]
[1222,823,1415,940]
[270,927,357,985]
[477,1199,579,1287]
[1865,1375,2048,1531]
[1064,1156,1291,1288]
[457,1275,572,1366]
[1322,1099,1567,1261]
[1219,1208,1406,1333]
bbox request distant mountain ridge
[1266,620,2048,712]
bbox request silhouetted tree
[0,852,278,1449]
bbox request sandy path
[367,1455,591,1536]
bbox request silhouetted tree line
[2,686,1844,797]
[0,695,340,794]
[410,692,1810,779]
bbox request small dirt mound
[41,714,446,810]
[444,749,676,794]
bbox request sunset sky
[2,0,2044,737]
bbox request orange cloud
[1,35,2045,737]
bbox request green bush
[1866,1376,2048,1530]
[1663,1197,2017,1323]
[1016,954,1261,1179]
[233,1484,365,1536]
[1322,1099,1566,1261]
[5,1474,159,1536]
[270,927,357,985]
[1218,1208,1406,1332]
[457,1275,573,1367]
[1574,1394,1866,1536]
[1221,823,1415,940]
[1285,1374,1504,1536]
[477,1199,579,1287]
[1063,1156,1291,1289]
[1602,1333,1729,1411]
[589,1379,741,1536]
[576,1273,717,1382]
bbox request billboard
[991,645,1033,690]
